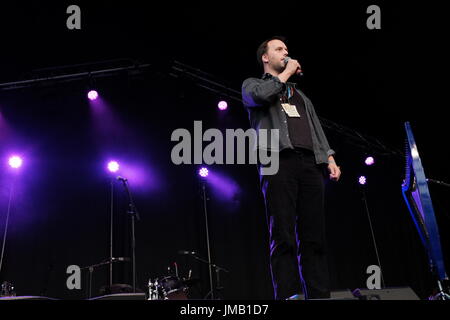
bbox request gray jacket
[241,73,335,165]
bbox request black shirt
[284,85,314,151]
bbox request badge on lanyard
[281,85,301,117]
[281,103,301,117]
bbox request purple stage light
[88,90,99,101]
[206,170,241,203]
[365,156,375,166]
[8,156,23,169]
[358,176,367,185]
[199,167,209,178]
[107,161,120,173]
[218,101,228,111]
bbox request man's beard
[273,61,285,73]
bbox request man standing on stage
[241,36,341,300]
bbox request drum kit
[147,263,200,300]
[146,251,229,300]
[147,276,195,300]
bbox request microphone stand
[197,253,229,300]
[181,251,229,300]
[109,178,114,288]
[92,177,130,296]
[118,178,140,293]
[360,185,386,289]
[198,181,230,299]
[201,181,215,299]
[427,177,450,299]
[427,178,450,188]
[81,260,110,299]
[0,177,15,277]
[80,257,129,299]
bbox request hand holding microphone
[284,57,303,76]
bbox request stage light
[199,167,209,178]
[88,90,99,101]
[107,161,120,173]
[365,156,375,166]
[218,101,228,111]
[8,156,23,169]
[358,176,367,185]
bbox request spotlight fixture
[199,167,209,178]
[88,90,99,101]
[358,176,367,185]
[365,156,375,166]
[107,161,120,173]
[8,156,23,169]
[217,100,228,111]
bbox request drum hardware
[1,281,16,297]
[147,276,188,300]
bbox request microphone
[284,57,303,76]
[178,250,196,255]
[117,176,128,183]
[427,178,450,188]
[111,257,130,262]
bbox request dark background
[0,2,448,299]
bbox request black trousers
[260,148,330,300]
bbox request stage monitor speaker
[291,289,357,300]
[0,296,58,300]
[352,287,420,300]
[88,293,146,300]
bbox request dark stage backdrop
[0,2,448,299]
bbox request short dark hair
[256,36,287,68]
